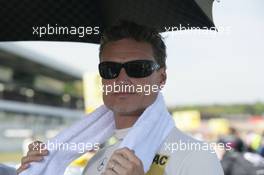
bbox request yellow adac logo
[145,154,169,175]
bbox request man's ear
[159,67,167,86]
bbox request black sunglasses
[98,60,160,79]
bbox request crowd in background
[216,128,264,175]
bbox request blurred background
[0,0,264,174]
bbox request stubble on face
[100,38,164,117]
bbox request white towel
[20,93,175,175]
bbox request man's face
[100,38,166,116]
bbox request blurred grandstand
[0,43,263,173]
[0,43,85,161]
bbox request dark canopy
[0,0,215,43]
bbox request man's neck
[114,111,144,129]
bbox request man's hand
[102,147,144,175]
[17,141,48,174]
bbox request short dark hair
[99,20,167,68]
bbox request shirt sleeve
[0,164,17,175]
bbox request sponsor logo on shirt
[146,154,169,175]
[97,157,107,172]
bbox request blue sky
[8,0,264,106]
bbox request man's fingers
[110,153,130,169]
[27,149,49,157]
[115,147,136,161]
[18,153,45,174]
[102,168,118,175]
[107,159,126,174]
[28,141,45,151]
[115,147,142,166]
[103,148,144,175]
[17,141,47,174]
[17,163,30,174]
[21,155,44,164]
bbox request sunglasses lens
[125,60,156,78]
[99,62,121,79]
[99,60,159,79]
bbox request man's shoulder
[155,127,224,175]
[159,126,206,154]
[165,126,198,143]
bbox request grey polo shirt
[82,127,224,175]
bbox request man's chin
[111,92,137,99]
[111,106,135,114]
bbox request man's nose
[116,68,130,83]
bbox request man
[17,21,224,175]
